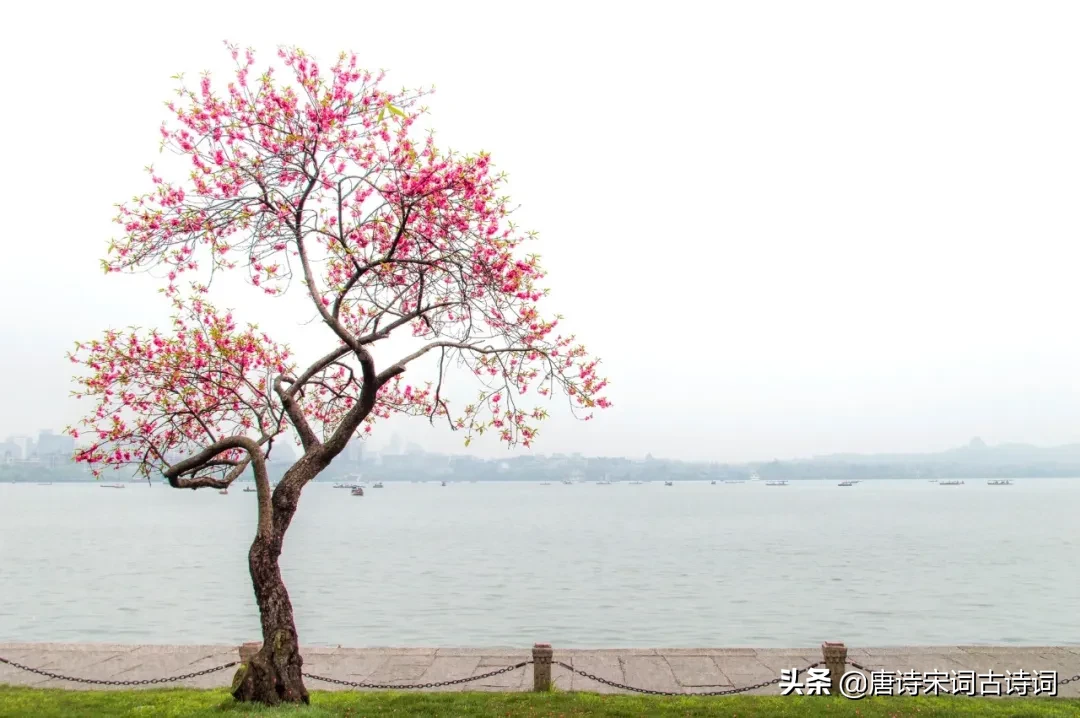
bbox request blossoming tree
[67,45,609,705]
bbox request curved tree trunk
[226,360,381,704]
[231,468,310,704]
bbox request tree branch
[377,341,538,383]
[355,301,456,345]
[274,376,319,451]
[162,435,265,488]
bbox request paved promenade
[1,643,1079,696]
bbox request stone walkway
[1,643,1079,696]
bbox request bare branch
[274,376,319,451]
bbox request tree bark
[231,463,311,703]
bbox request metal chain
[1060,674,1080,686]
[0,656,238,686]
[553,659,825,696]
[302,660,529,689]
[846,660,877,672]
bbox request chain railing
[1,646,1078,696]
[302,660,529,689]
[552,658,824,696]
[0,655,238,686]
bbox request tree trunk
[231,485,309,704]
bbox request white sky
[2,1,1079,463]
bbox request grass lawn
[1,687,1078,717]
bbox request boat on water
[372,482,384,488]
[629,481,643,485]
[749,471,761,481]
[100,484,126,489]
[219,489,228,495]
[37,482,53,486]
[838,481,855,487]
[441,481,447,487]
[562,480,573,485]
[939,480,965,486]
[987,480,1013,486]
[243,486,257,492]
[664,481,673,486]
[351,486,364,496]
[765,480,788,486]
[725,480,745,484]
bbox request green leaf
[387,103,406,118]
[377,108,386,123]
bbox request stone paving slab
[1,643,1078,697]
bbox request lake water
[1,479,1078,648]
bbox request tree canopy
[67,44,610,485]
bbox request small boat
[629,481,643,485]
[838,481,855,487]
[710,481,716,485]
[664,481,673,486]
[100,484,126,489]
[765,480,788,486]
[37,482,53,486]
[540,482,551,485]
[725,480,745,484]
[749,471,761,482]
[987,480,1013,486]
[372,482,384,488]
[243,486,257,493]
[562,480,573,485]
[939,480,965,486]
[219,489,228,495]
[333,483,352,489]
[441,481,447,487]
[351,486,364,496]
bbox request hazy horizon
[3,1,1080,464]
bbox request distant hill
[813,437,1080,466]
[754,437,1080,479]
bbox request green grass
[0,687,1077,717]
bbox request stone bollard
[821,642,847,695]
[239,641,261,663]
[532,643,553,692]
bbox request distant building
[345,437,364,463]
[0,441,17,464]
[37,429,75,458]
[6,436,33,461]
